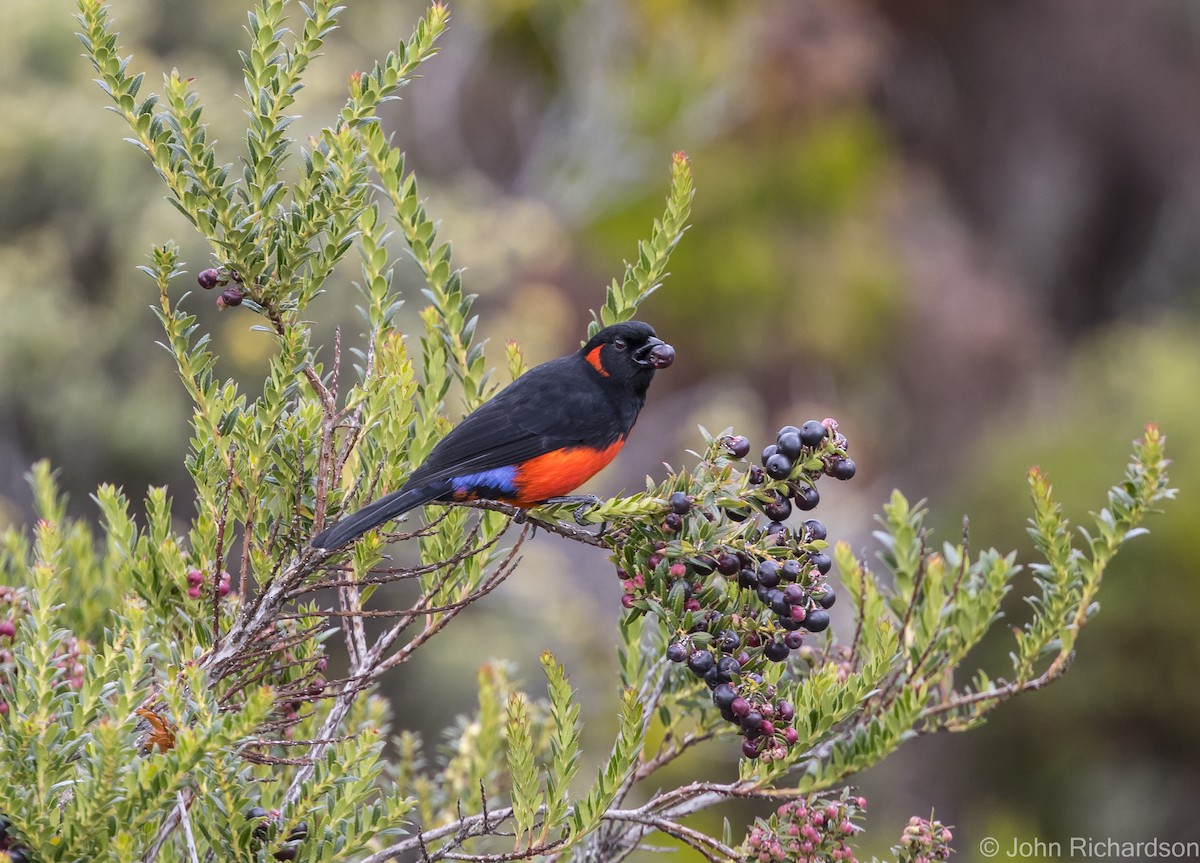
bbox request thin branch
[211,447,238,647]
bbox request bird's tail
[311,482,445,550]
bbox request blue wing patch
[450,465,519,499]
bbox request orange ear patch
[585,345,609,377]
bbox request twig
[177,791,201,863]
[211,449,237,648]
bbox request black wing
[403,356,623,489]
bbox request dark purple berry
[747,464,766,485]
[287,822,309,842]
[738,568,758,589]
[217,287,245,308]
[783,632,804,650]
[765,453,793,480]
[725,435,751,458]
[781,559,803,581]
[777,425,800,438]
[783,584,806,605]
[767,590,789,616]
[669,491,693,514]
[273,845,299,861]
[713,683,738,709]
[815,586,837,608]
[687,650,715,676]
[666,642,688,663]
[246,806,269,819]
[764,521,788,539]
[718,629,741,652]
[800,420,827,447]
[802,608,831,632]
[197,268,221,289]
[717,656,741,678]
[763,639,790,662]
[829,457,857,480]
[742,711,765,736]
[809,552,832,575]
[763,494,792,522]
[793,484,820,511]
[776,700,796,722]
[779,614,805,631]
[756,584,772,603]
[730,697,751,718]
[704,666,726,688]
[757,560,780,588]
[692,554,716,574]
[777,431,803,460]
[663,512,683,532]
[716,553,741,576]
[761,443,779,464]
[741,738,761,759]
[803,518,827,541]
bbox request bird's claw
[541,494,607,533]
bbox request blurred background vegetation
[2,0,1197,859]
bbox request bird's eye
[613,338,627,351]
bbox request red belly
[509,439,626,506]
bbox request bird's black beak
[635,337,676,369]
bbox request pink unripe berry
[186,569,205,586]
[0,619,15,639]
[620,594,635,608]
[668,562,688,579]
[187,585,202,599]
[784,727,798,745]
[314,656,328,672]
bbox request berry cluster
[245,807,309,860]
[0,814,31,863]
[895,816,953,863]
[618,418,857,758]
[741,795,865,863]
[185,568,232,600]
[196,266,247,308]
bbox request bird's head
[581,321,675,391]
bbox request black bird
[311,321,675,549]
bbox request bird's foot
[542,494,608,533]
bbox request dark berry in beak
[636,337,675,368]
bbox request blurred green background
[2,0,1198,859]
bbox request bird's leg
[543,494,603,528]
